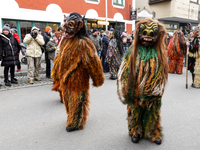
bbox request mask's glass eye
[154,27,158,33]
[68,22,74,29]
[140,24,145,30]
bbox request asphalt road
[0,68,200,150]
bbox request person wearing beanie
[23,26,45,84]
[89,28,102,57]
[45,26,51,33]
[0,24,21,86]
[11,28,21,72]
[110,28,114,31]
[101,31,110,73]
[43,26,52,78]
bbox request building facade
[136,0,200,33]
[0,0,135,42]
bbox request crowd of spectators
[0,23,135,86]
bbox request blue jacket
[101,35,110,57]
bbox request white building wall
[0,0,63,31]
[0,0,136,32]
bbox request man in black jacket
[89,28,102,57]
[43,26,52,78]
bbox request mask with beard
[139,22,158,46]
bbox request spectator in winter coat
[122,37,129,54]
[101,31,110,72]
[131,30,135,41]
[11,28,21,72]
[89,28,102,57]
[127,36,132,47]
[23,26,45,84]
[43,26,52,78]
[88,29,93,35]
[100,30,104,40]
[46,34,57,75]
[55,26,64,55]
[0,25,20,86]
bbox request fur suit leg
[127,103,143,138]
[62,89,90,130]
[168,57,176,73]
[176,57,184,74]
[128,97,162,141]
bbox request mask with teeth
[63,13,84,39]
[139,22,158,46]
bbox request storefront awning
[159,17,199,24]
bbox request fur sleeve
[81,38,104,87]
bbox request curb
[0,70,46,78]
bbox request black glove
[31,32,37,39]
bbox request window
[85,0,100,4]
[20,21,32,41]
[3,20,16,29]
[190,0,198,3]
[35,22,46,35]
[113,0,123,5]
[149,0,171,5]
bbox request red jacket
[13,33,20,44]
[13,33,20,54]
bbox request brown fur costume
[52,13,104,131]
[168,30,187,74]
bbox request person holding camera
[23,27,45,84]
[0,24,20,86]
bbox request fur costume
[168,30,187,74]
[188,26,200,88]
[117,18,168,144]
[105,30,123,79]
[52,13,104,131]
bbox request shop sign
[97,21,109,25]
[130,11,137,20]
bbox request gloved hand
[31,32,37,39]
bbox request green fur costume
[118,19,168,144]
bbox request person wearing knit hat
[11,28,21,72]
[31,26,39,32]
[0,24,20,86]
[2,24,10,32]
[44,26,53,78]
[89,28,102,57]
[11,28,18,34]
[110,28,114,31]
[45,26,52,33]
[92,28,98,33]
[23,26,45,84]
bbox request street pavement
[0,68,200,150]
